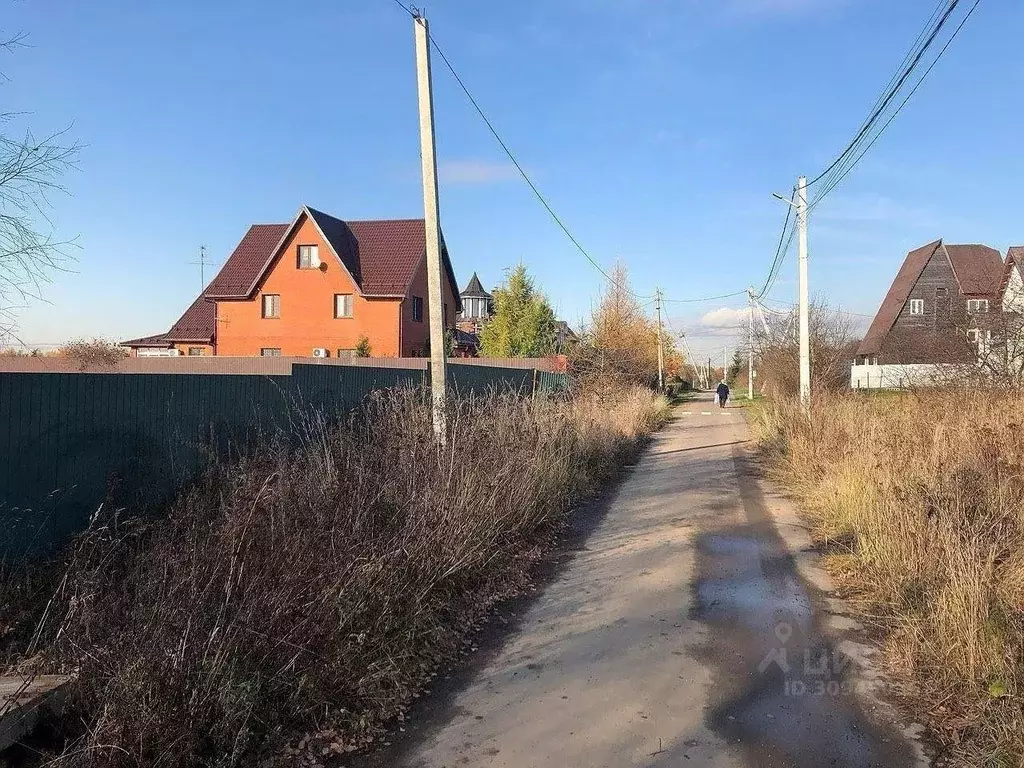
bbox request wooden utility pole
[655,288,665,392]
[413,11,448,443]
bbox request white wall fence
[849,363,968,390]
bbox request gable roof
[125,207,463,347]
[165,293,217,342]
[461,272,491,298]
[204,207,459,306]
[857,239,1004,356]
[998,246,1024,301]
[205,224,291,298]
[944,244,1004,296]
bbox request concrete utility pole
[796,175,810,409]
[747,288,755,401]
[655,288,665,392]
[414,11,448,443]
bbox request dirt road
[364,395,920,767]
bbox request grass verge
[750,391,1024,767]
[1,386,668,767]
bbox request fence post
[532,368,538,399]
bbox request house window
[187,347,204,356]
[966,329,978,343]
[337,348,355,358]
[261,348,282,357]
[967,299,989,314]
[412,296,424,322]
[909,299,924,316]
[297,245,319,269]
[334,294,353,318]
[262,294,281,319]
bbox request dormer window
[967,299,989,314]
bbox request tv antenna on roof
[188,245,217,291]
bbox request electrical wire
[389,2,755,306]
[394,6,655,301]
[807,0,961,189]
[808,0,982,214]
[755,190,797,299]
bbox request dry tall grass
[752,391,1024,766]
[4,386,667,767]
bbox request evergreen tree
[479,265,557,357]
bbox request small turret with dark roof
[459,272,492,324]
[461,272,491,299]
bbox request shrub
[751,391,1024,765]
[9,386,667,767]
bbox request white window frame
[909,299,924,316]
[967,299,989,314]
[966,329,979,343]
[261,348,282,357]
[262,294,281,319]
[297,244,320,270]
[334,293,353,319]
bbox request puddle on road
[691,453,914,767]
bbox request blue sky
[2,0,1020,360]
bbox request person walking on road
[715,380,730,409]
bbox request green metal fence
[0,363,568,559]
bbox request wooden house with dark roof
[123,206,461,358]
[855,239,1004,366]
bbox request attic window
[967,299,989,314]
[909,299,924,316]
[298,245,320,269]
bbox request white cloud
[438,160,520,185]
[700,306,749,329]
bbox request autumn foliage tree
[479,264,557,357]
[573,262,679,389]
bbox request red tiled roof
[205,224,290,298]
[858,240,1004,356]
[165,293,216,342]
[126,207,462,347]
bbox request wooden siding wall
[0,363,569,559]
[892,246,963,333]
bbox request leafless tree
[0,27,79,342]
[754,299,859,397]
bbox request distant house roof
[858,239,1004,356]
[453,328,480,348]
[460,272,490,298]
[124,206,462,348]
[121,333,171,348]
[554,321,579,347]
[998,246,1024,301]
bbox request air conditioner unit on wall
[312,348,329,358]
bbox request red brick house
[124,206,461,358]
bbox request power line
[390,3,755,306]
[400,8,655,301]
[662,290,747,304]
[807,0,961,189]
[755,188,797,299]
[808,0,982,214]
